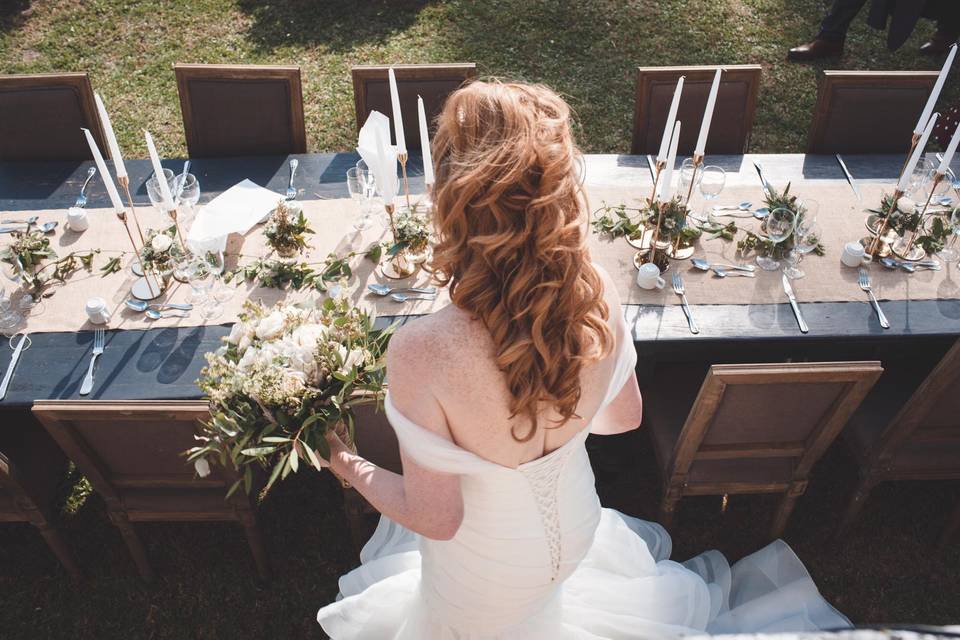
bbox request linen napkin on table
[186,179,282,253]
[357,111,399,207]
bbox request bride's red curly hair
[429,80,613,442]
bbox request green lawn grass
[2,0,958,157]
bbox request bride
[317,80,850,639]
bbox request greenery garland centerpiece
[390,203,431,264]
[225,245,382,293]
[188,296,395,496]
[0,228,101,297]
[591,202,655,245]
[139,226,184,278]
[873,194,953,258]
[737,182,824,260]
[265,200,313,259]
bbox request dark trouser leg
[818,0,870,42]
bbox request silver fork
[75,166,97,208]
[79,328,105,396]
[671,272,700,334]
[286,158,299,200]
[858,268,889,329]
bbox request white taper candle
[694,69,722,157]
[659,121,682,202]
[938,119,960,175]
[915,44,956,135]
[82,128,125,212]
[657,76,684,163]
[144,130,174,209]
[94,93,126,178]
[388,68,406,154]
[417,95,434,186]
[899,113,938,193]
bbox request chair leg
[109,512,154,582]
[771,481,808,540]
[658,488,681,530]
[938,500,960,551]
[837,476,876,538]
[36,523,82,581]
[238,511,270,580]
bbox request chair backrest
[870,339,960,467]
[32,400,229,499]
[631,65,762,156]
[807,71,938,154]
[667,362,882,480]
[0,73,107,161]
[174,63,307,158]
[351,63,477,148]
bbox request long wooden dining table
[1,151,959,413]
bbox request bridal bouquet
[188,296,394,496]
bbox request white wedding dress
[317,319,851,639]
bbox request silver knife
[782,274,808,334]
[646,154,657,182]
[753,162,772,197]
[0,334,29,401]
[835,154,862,202]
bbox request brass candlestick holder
[398,151,412,212]
[116,210,162,300]
[897,133,922,188]
[117,175,145,245]
[650,159,666,205]
[683,153,704,207]
[865,188,904,258]
[379,202,417,280]
[894,172,944,261]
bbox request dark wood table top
[1,152,959,407]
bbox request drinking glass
[357,159,381,222]
[172,173,201,232]
[678,158,702,199]
[185,257,214,306]
[0,286,21,330]
[346,167,373,231]
[699,166,725,217]
[784,221,822,280]
[146,168,176,213]
[757,207,796,271]
[207,251,233,304]
[937,207,960,262]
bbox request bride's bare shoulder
[387,305,490,386]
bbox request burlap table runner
[7,180,958,334]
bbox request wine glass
[937,207,960,262]
[0,286,22,331]
[915,166,952,204]
[699,166,725,218]
[173,173,201,230]
[784,221,822,280]
[146,168,176,213]
[185,256,214,306]
[207,251,233,304]
[357,159,382,223]
[757,207,796,271]
[346,167,373,231]
[678,158,702,200]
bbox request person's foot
[920,30,957,56]
[787,38,844,62]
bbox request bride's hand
[319,428,347,467]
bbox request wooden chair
[174,63,306,158]
[351,63,477,148]
[0,73,107,161]
[839,339,960,540]
[341,401,401,551]
[32,400,268,581]
[631,65,762,156]
[807,71,939,154]
[0,416,80,579]
[644,361,882,538]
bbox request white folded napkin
[357,111,399,207]
[187,179,282,253]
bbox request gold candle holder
[867,188,904,257]
[683,153,704,207]
[116,210,161,299]
[398,151,412,212]
[896,133,922,188]
[117,175,145,245]
[895,172,944,261]
[650,159,666,206]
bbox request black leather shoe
[920,31,957,56]
[788,38,844,62]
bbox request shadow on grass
[235,0,431,53]
[0,0,31,34]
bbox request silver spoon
[753,207,770,219]
[368,283,437,296]
[691,257,756,273]
[1,216,38,225]
[880,257,941,272]
[286,158,299,200]
[713,266,755,278]
[145,308,190,320]
[390,292,437,302]
[38,221,58,234]
[125,299,194,312]
[75,166,97,208]
[713,201,752,212]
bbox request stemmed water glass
[346,167,374,231]
[784,220,822,280]
[146,168,177,213]
[699,166,725,219]
[678,158,702,200]
[757,207,796,271]
[173,173,201,230]
[207,251,233,305]
[937,207,960,262]
[0,286,22,330]
[184,256,218,319]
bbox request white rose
[238,333,253,353]
[151,233,173,253]
[292,323,326,349]
[344,348,364,371]
[194,458,211,478]
[237,348,257,371]
[896,197,916,215]
[256,311,285,340]
[227,321,247,345]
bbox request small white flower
[897,197,916,215]
[237,348,257,371]
[256,311,285,340]
[344,348,364,371]
[194,458,211,478]
[151,233,173,253]
[227,321,247,345]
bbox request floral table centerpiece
[188,297,394,496]
[390,203,432,265]
[265,200,313,259]
[139,227,183,280]
[738,183,824,261]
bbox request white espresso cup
[841,241,872,267]
[85,297,111,325]
[67,207,89,232]
[636,262,666,290]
